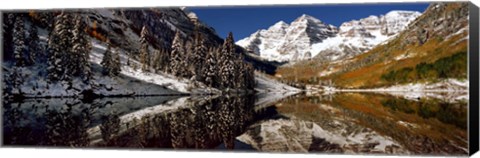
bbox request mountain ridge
[274,2,468,89]
[237,10,422,62]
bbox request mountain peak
[237,10,422,62]
[294,14,323,24]
[270,21,289,29]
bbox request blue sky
[190,3,430,41]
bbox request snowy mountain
[277,2,469,89]
[237,11,421,62]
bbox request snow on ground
[324,79,469,102]
[89,39,219,94]
[394,52,416,61]
[253,72,300,111]
[254,72,300,93]
[4,24,181,97]
[329,79,468,92]
[87,96,192,145]
[445,26,468,40]
[382,91,468,103]
[376,79,467,92]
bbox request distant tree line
[381,51,467,84]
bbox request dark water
[2,92,468,155]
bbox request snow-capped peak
[237,14,338,61]
[295,14,321,22]
[272,21,289,28]
[237,10,421,62]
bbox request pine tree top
[224,32,234,47]
[172,30,183,48]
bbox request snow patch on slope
[89,39,219,94]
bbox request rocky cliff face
[401,3,469,47]
[311,2,469,88]
[23,7,224,59]
[237,11,421,62]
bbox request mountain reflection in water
[2,92,468,156]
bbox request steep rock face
[237,14,338,62]
[314,10,422,61]
[25,8,224,57]
[237,11,421,62]
[314,2,469,88]
[279,15,338,57]
[401,3,469,47]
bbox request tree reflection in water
[3,95,258,150]
[99,95,256,149]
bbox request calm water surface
[2,92,468,155]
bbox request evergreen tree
[152,49,161,72]
[112,48,121,76]
[204,47,219,87]
[160,48,170,72]
[139,25,150,72]
[152,48,170,73]
[183,40,194,78]
[219,32,236,89]
[235,61,246,89]
[13,15,26,67]
[27,24,41,64]
[169,31,184,76]
[71,15,92,82]
[3,13,16,61]
[47,11,73,82]
[101,45,119,76]
[192,33,208,82]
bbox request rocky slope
[273,2,469,88]
[3,7,296,98]
[319,2,469,88]
[237,11,421,62]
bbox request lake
[2,92,468,155]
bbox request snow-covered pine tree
[219,32,236,89]
[13,15,26,67]
[112,48,121,76]
[139,25,150,72]
[204,47,219,87]
[71,15,93,82]
[152,48,169,73]
[47,11,73,82]
[27,24,41,64]
[235,61,245,89]
[183,40,194,78]
[152,49,161,72]
[169,31,184,76]
[101,45,115,76]
[192,33,208,82]
[160,48,170,72]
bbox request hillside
[275,2,469,89]
[2,7,296,99]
